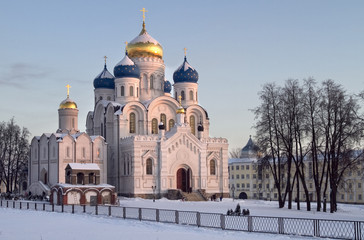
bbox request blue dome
[173,56,199,83]
[114,52,140,79]
[164,80,172,93]
[93,65,115,89]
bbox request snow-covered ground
[0,198,363,240]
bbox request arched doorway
[239,192,248,199]
[176,168,191,192]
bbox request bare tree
[0,118,29,193]
[229,148,241,159]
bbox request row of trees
[253,78,364,213]
[0,118,29,193]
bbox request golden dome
[176,107,185,114]
[126,22,163,59]
[59,97,77,110]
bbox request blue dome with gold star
[114,52,140,79]
[173,56,199,83]
[93,64,115,89]
[164,80,172,93]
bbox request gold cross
[104,56,107,65]
[124,41,128,51]
[66,84,71,98]
[140,8,148,22]
[184,48,187,56]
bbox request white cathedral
[29,11,229,200]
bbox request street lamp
[152,186,156,202]
[231,185,235,201]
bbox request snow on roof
[98,99,122,108]
[95,68,114,79]
[115,55,135,66]
[228,158,258,164]
[67,163,100,170]
[177,60,195,72]
[55,183,114,188]
[129,32,159,45]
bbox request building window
[237,183,240,188]
[181,91,185,100]
[246,165,249,170]
[359,194,362,200]
[130,86,134,96]
[137,87,139,97]
[121,86,124,96]
[247,183,250,188]
[266,174,269,179]
[129,113,136,133]
[241,165,244,170]
[231,166,234,170]
[66,171,71,184]
[242,183,245,188]
[236,166,239,170]
[146,158,153,175]
[210,160,216,175]
[72,118,75,128]
[152,118,158,134]
[236,174,239,179]
[266,184,269,188]
[89,173,95,184]
[341,194,345,200]
[189,90,193,100]
[150,75,154,89]
[77,173,84,185]
[160,114,166,127]
[358,183,361,188]
[274,193,278,199]
[168,119,175,131]
[66,147,70,158]
[241,174,244,179]
[190,115,195,135]
[253,184,256,189]
[231,175,234,179]
[82,147,85,158]
[253,174,256,179]
[246,174,250,179]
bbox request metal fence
[1,200,362,240]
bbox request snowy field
[1,198,363,240]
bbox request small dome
[240,136,259,158]
[114,52,141,78]
[176,106,185,114]
[93,64,115,89]
[59,97,77,110]
[173,56,199,83]
[126,22,163,59]
[164,80,172,93]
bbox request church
[29,9,229,201]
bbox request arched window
[77,173,84,185]
[121,86,124,96]
[189,90,193,100]
[169,119,175,131]
[66,171,71,184]
[130,86,134,96]
[99,96,103,100]
[160,114,166,127]
[89,173,95,184]
[190,115,196,135]
[146,158,153,175]
[181,91,185,100]
[152,118,158,134]
[129,113,136,133]
[150,75,154,89]
[210,160,216,175]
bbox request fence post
[95,205,98,215]
[248,216,253,232]
[196,212,201,227]
[43,203,45,211]
[354,221,361,240]
[108,206,111,216]
[175,210,179,224]
[123,207,126,219]
[6,201,8,208]
[220,214,225,230]
[278,217,283,234]
[156,209,160,222]
[20,202,22,209]
[52,204,54,212]
[83,205,86,213]
[61,204,64,213]
[72,204,74,214]
[13,201,15,208]
[27,202,29,209]
[35,203,37,211]
[138,208,142,221]
[314,219,320,237]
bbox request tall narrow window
[169,119,175,131]
[181,91,185,100]
[150,75,154,89]
[210,160,216,175]
[190,115,196,135]
[77,173,84,185]
[121,86,124,96]
[189,90,193,100]
[82,147,85,158]
[129,113,136,133]
[130,86,134,96]
[146,158,153,175]
[160,114,166,127]
[89,173,95,184]
[152,118,158,134]
[66,147,70,158]
[137,87,139,97]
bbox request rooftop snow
[129,32,159,45]
[177,60,195,71]
[115,55,135,66]
[95,68,114,79]
[67,163,100,170]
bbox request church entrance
[176,168,191,192]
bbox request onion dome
[114,51,141,78]
[59,85,77,109]
[164,80,172,93]
[173,56,199,83]
[126,22,163,59]
[93,64,115,89]
[240,135,260,158]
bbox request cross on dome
[140,8,148,22]
[66,84,71,98]
[104,56,107,65]
[184,48,187,57]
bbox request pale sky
[1,0,363,151]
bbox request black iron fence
[1,200,362,240]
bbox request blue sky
[1,0,364,151]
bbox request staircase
[181,191,206,201]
